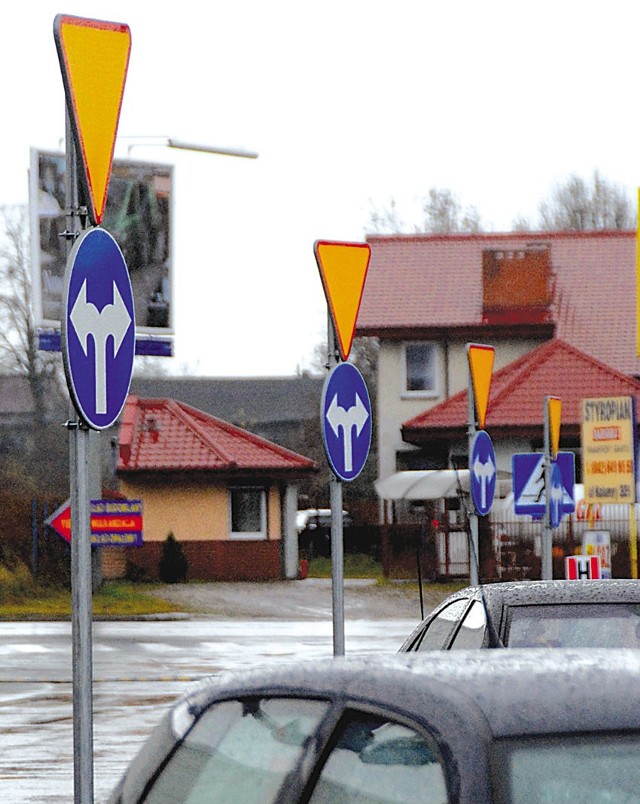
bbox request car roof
[113,650,640,804]
[177,648,640,739]
[454,578,640,607]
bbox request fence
[380,503,640,581]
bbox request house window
[229,487,266,540]
[403,342,437,396]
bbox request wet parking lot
[0,612,417,802]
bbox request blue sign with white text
[62,228,135,430]
[321,362,372,482]
[470,430,497,516]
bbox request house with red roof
[356,230,638,489]
[402,338,640,472]
[113,395,317,581]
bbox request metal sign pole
[542,403,553,580]
[467,373,480,586]
[64,113,94,804]
[327,316,345,656]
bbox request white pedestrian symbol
[70,279,132,414]
[519,457,546,505]
[326,392,369,472]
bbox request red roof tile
[402,339,640,441]
[358,230,639,376]
[117,396,317,474]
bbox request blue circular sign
[470,430,497,516]
[321,362,372,482]
[549,461,564,529]
[62,227,135,430]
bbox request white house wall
[377,336,547,484]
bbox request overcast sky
[2,1,638,377]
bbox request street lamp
[124,136,258,159]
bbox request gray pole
[467,371,479,587]
[541,400,553,580]
[327,317,345,656]
[64,116,94,804]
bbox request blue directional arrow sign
[470,430,497,516]
[62,227,135,430]
[549,461,564,529]
[512,452,575,517]
[321,362,372,482]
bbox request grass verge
[307,554,384,579]
[0,582,182,619]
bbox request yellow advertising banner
[581,396,636,504]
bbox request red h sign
[565,554,601,580]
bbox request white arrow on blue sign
[62,227,135,430]
[321,362,372,482]
[512,452,575,517]
[470,430,497,516]
[549,461,564,528]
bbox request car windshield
[506,603,640,648]
[494,733,640,803]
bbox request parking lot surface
[145,578,437,621]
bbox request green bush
[0,560,37,603]
[158,532,188,584]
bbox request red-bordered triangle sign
[467,343,495,430]
[314,240,371,360]
[54,15,131,225]
[546,395,562,459]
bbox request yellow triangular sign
[546,396,562,458]
[54,15,131,225]
[467,343,495,429]
[314,240,371,360]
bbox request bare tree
[0,206,62,416]
[0,206,67,494]
[366,197,406,234]
[422,188,482,234]
[366,188,483,235]
[538,170,634,230]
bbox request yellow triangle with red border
[467,343,494,429]
[314,241,371,360]
[547,396,562,458]
[54,15,131,225]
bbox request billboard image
[30,149,173,337]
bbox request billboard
[30,149,173,342]
[581,396,637,504]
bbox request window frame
[401,341,439,398]
[409,597,473,651]
[306,706,449,804]
[228,485,267,541]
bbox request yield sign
[546,395,562,459]
[467,343,494,430]
[314,240,371,360]
[54,15,131,225]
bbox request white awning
[375,469,470,501]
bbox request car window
[450,600,487,649]
[493,733,640,803]
[412,599,470,650]
[506,603,640,648]
[308,710,447,803]
[143,697,329,803]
